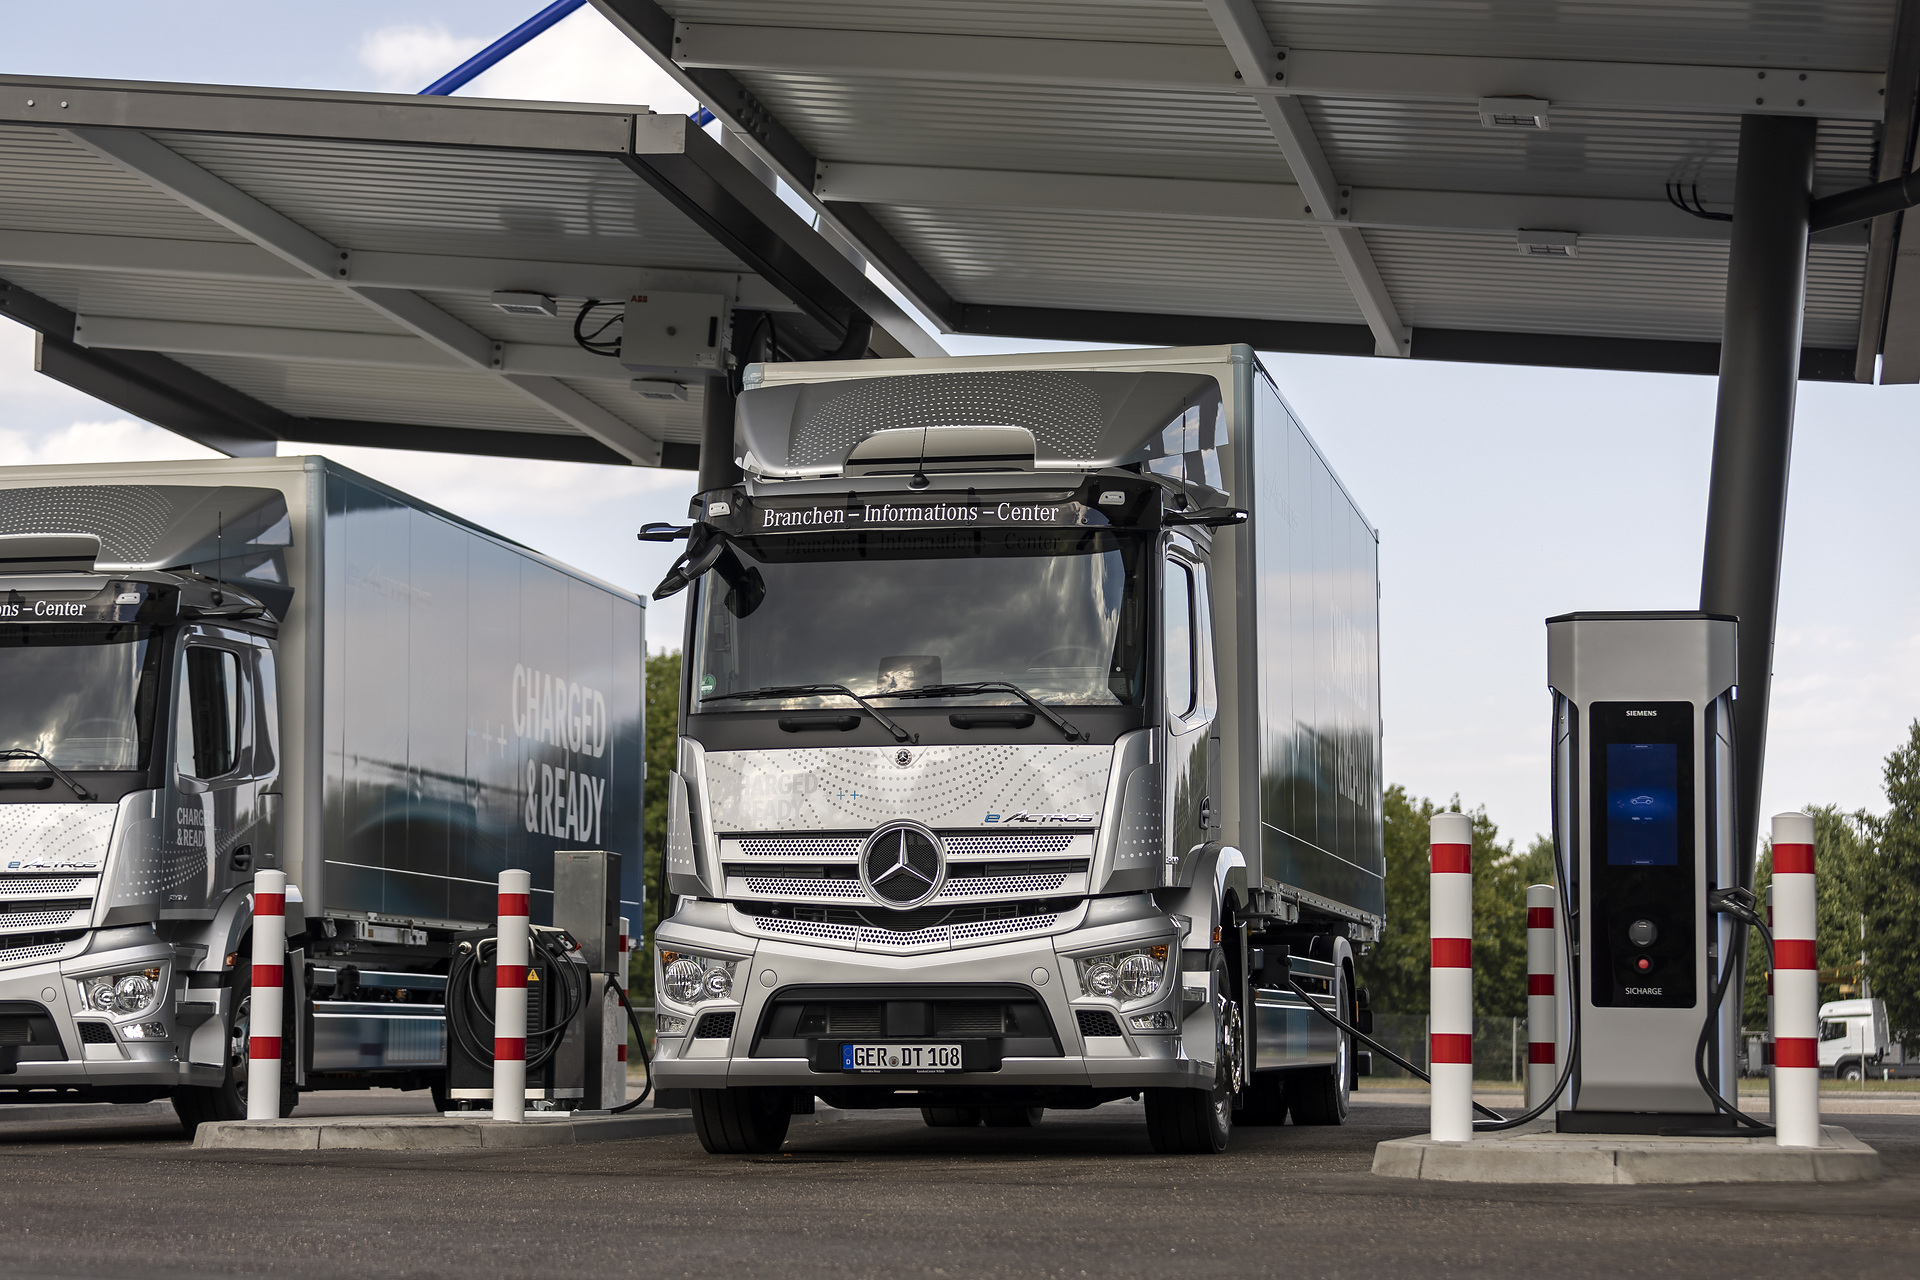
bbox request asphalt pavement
[0,1091,1915,1279]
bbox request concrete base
[1373,1123,1880,1185]
[194,1106,843,1152]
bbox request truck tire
[1288,964,1352,1126]
[983,1107,1043,1127]
[172,990,297,1137]
[1145,950,1239,1154]
[921,1106,983,1127]
[691,1087,792,1154]
[1839,1059,1864,1082]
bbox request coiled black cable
[446,929,588,1074]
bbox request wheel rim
[229,995,251,1103]
[1333,971,1351,1112]
[1211,958,1242,1127]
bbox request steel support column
[697,374,742,494]
[1701,115,1816,887]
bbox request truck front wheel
[172,992,296,1137]
[1838,1059,1864,1082]
[691,1087,792,1154]
[1144,950,1239,1154]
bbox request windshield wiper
[870,682,1087,743]
[0,749,93,801]
[699,685,916,743]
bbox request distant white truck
[1818,999,1919,1080]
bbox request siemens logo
[1625,710,1658,717]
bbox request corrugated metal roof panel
[665,0,1221,44]
[152,133,746,273]
[1256,0,1894,71]
[741,71,1296,185]
[0,125,240,242]
[871,203,1362,321]
[1366,228,1865,346]
[1305,100,1877,202]
[669,0,1895,68]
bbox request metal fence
[1366,1013,1536,1082]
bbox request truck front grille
[750,986,1062,1059]
[0,930,86,970]
[736,899,1074,950]
[722,832,1092,909]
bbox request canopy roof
[595,0,1920,384]
[0,75,940,465]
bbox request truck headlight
[659,950,738,1007]
[1073,946,1169,1003]
[78,968,164,1019]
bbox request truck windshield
[692,528,1148,708]
[0,625,165,772]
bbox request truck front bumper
[0,935,216,1092]
[652,902,1207,1094]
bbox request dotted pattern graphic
[0,485,181,563]
[102,806,216,910]
[0,876,90,898]
[705,744,1113,834]
[0,806,116,872]
[789,371,1105,467]
[1115,766,1163,868]
[666,774,697,876]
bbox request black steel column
[697,374,742,495]
[1701,114,1816,886]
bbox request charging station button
[1635,957,1652,972]
[1628,919,1658,946]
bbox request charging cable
[1687,886,1775,1135]
[606,976,656,1114]
[446,929,588,1074]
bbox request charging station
[1546,612,1739,1130]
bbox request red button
[1636,957,1652,972]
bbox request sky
[5,4,1920,850]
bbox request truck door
[167,627,265,913]
[1162,543,1219,886]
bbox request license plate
[841,1043,964,1073]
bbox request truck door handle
[1199,796,1213,828]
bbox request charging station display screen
[1605,743,1679,865]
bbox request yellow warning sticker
[527,967,540,982]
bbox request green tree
[1356,786,1543,1018]
[1864,722,1920,1042]
[633,649,681,1001]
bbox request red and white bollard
[493,869,531,1123]
[246,869,287,1121]
[615,916,631,1104]
[1525,883,1557,1108]
[1429,813,1474,1142]
[1771,812,1819,1148]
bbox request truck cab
[1818,998,1904,1080]
[648,346,1384,1155]
[0,529,289,1121]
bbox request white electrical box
[619,291,730,376]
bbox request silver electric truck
[0,456,644,1131]
[649,345,1383,1154]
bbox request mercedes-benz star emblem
[860,822,945,909]
[894,748,913,767]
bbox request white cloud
[457,8,696,113]
[358,24,485,94]
[0,417,221,467]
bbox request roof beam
[625,111,944,357]
[60,125,663,464]
[593,0,961,338]
[1866,1,1920,382]
[1204,0,1407,358]
[670,22,1885,120]
[68,315,653,382]
[0,228,804,309]
[5,274,636,465]
[954,301,1859,382]
[813,162,1854,245]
